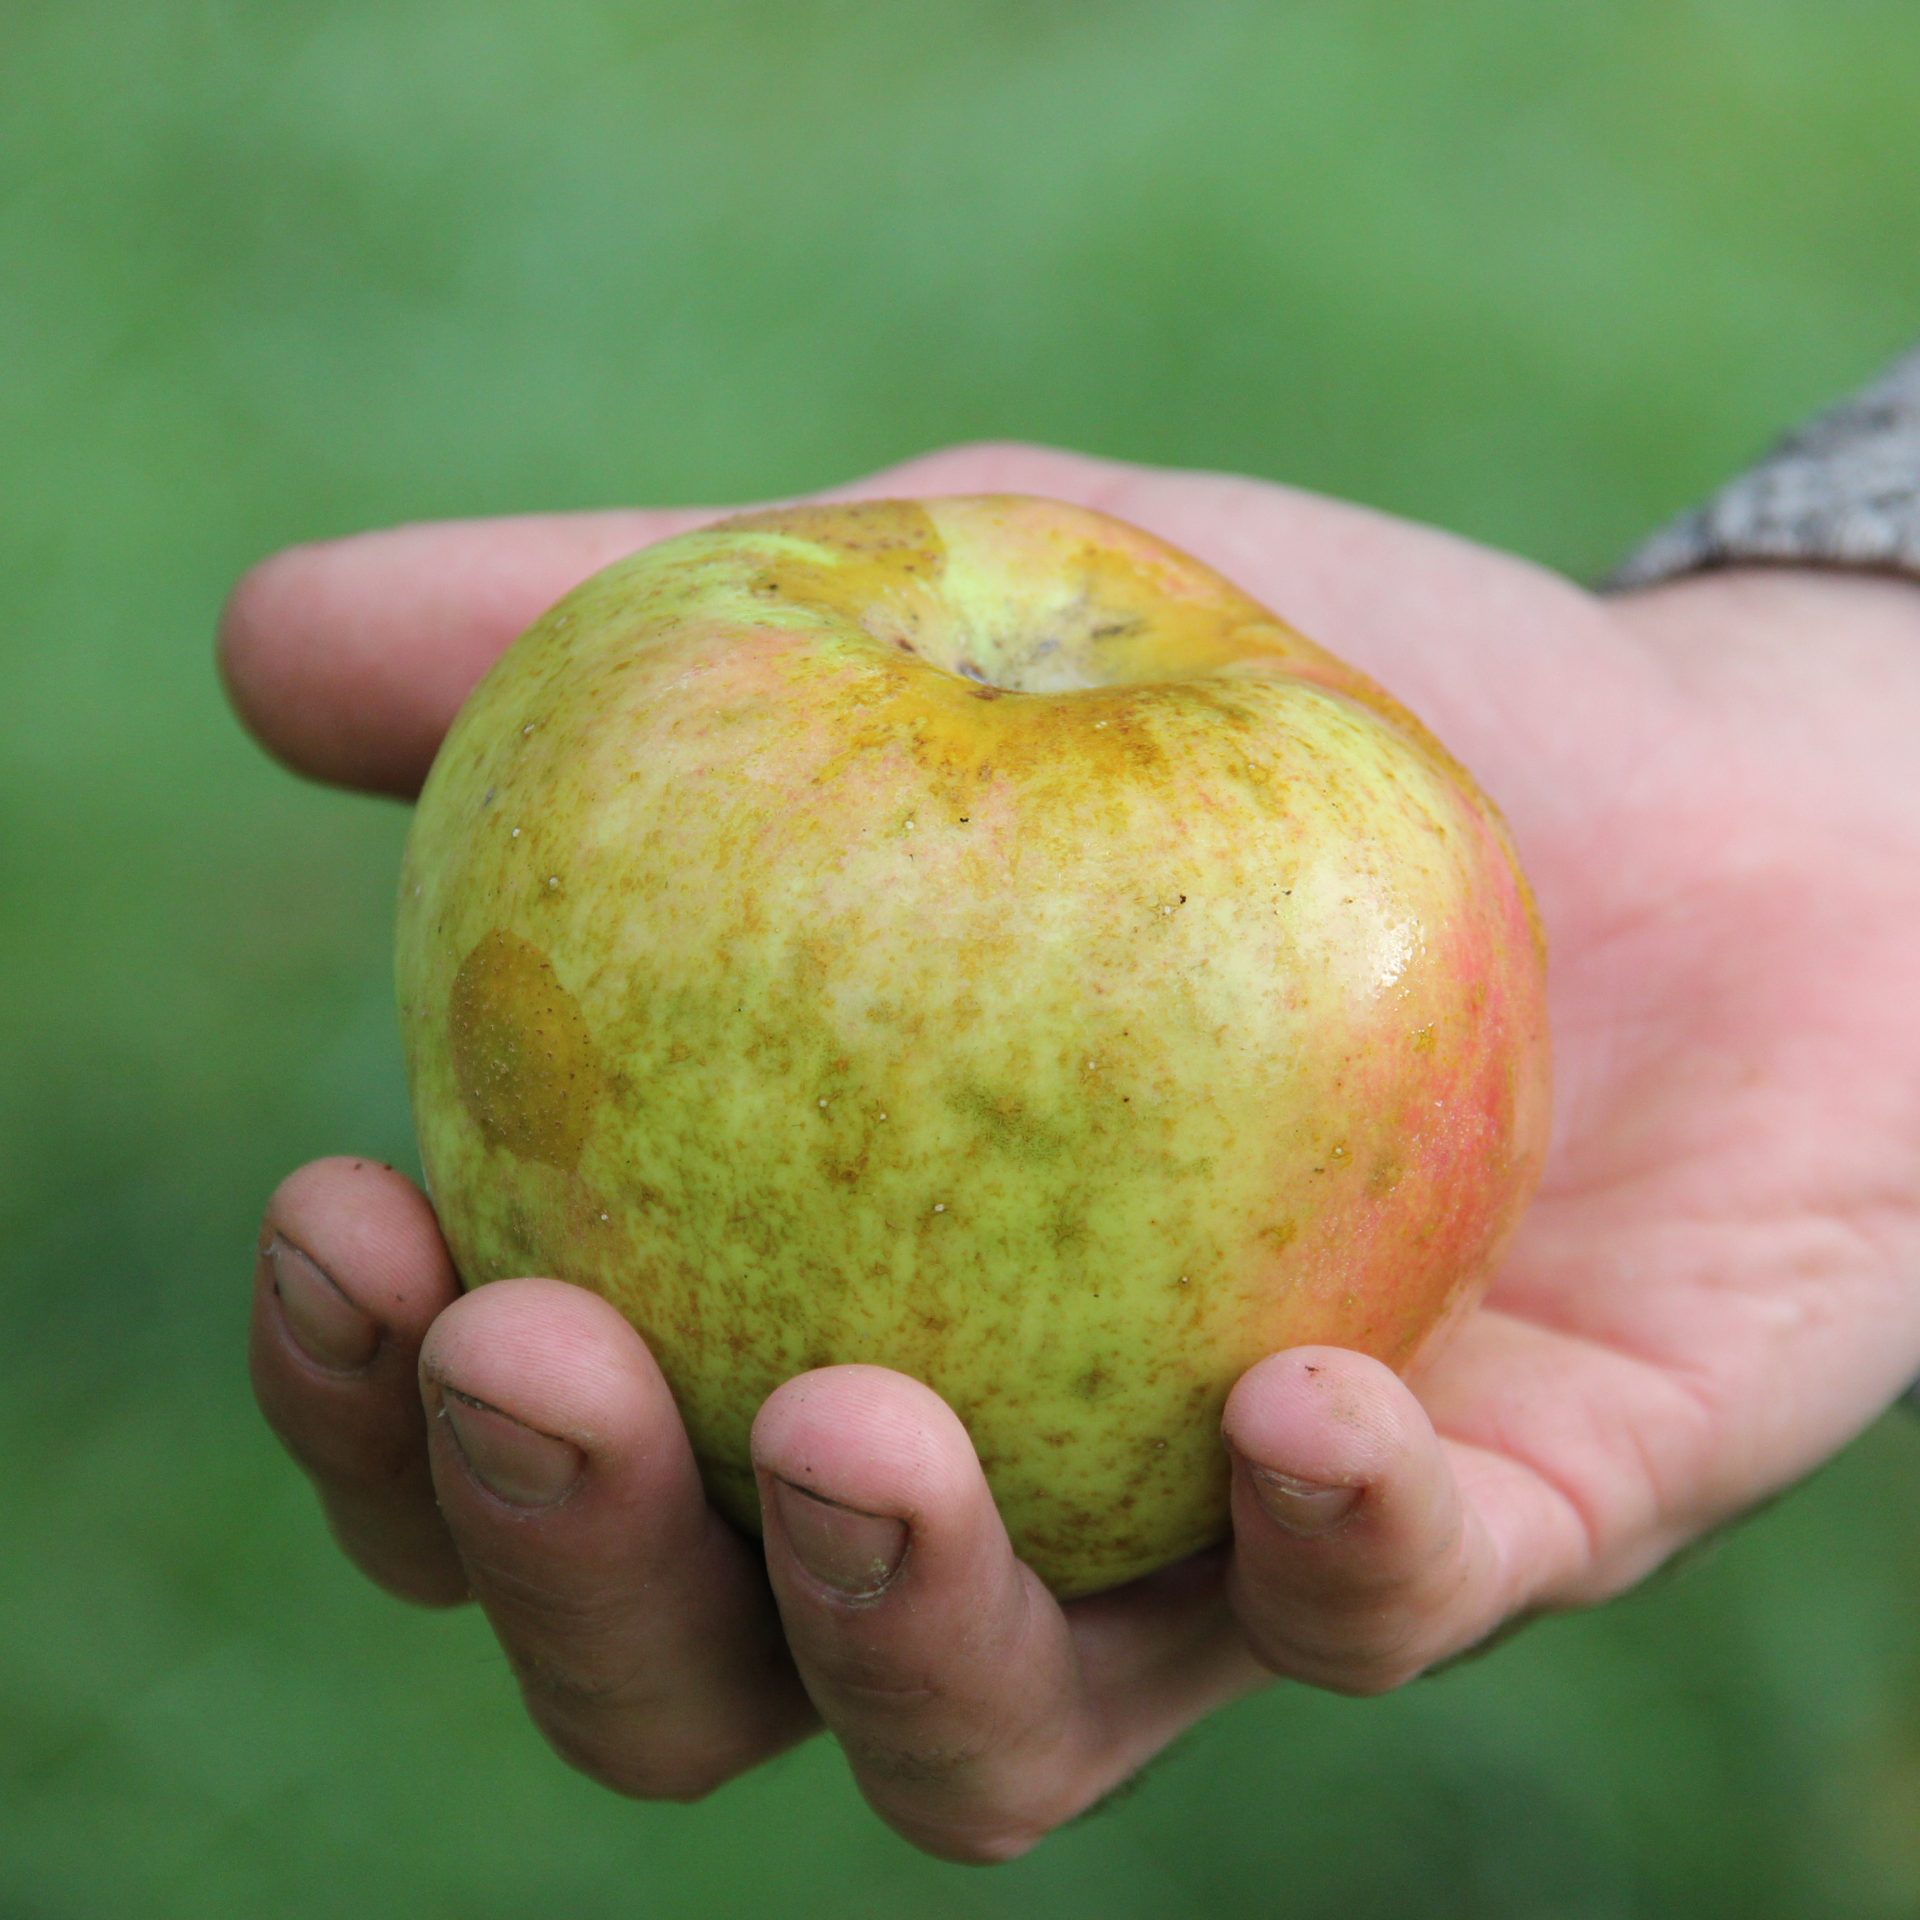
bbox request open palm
[225,444,1920,1862]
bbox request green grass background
[5,2,1920,1914]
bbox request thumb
[1220,1347,1540,1694]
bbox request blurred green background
[6,2,1920,1914]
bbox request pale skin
[223,442,1920,1864]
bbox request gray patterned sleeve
[1608,345,1920,590]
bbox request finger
[1220,1347,1562,1694]
[419,1279,815,1801]
[751,1366,1118,1864]
[213,445,1148,799]
[217,507,725,797]
[248,1157,467,1605]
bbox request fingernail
[1248,1466,1363,1537]
[268,1234,380,1371]
[771,1478,908,1598]
[439,1387,584,1507]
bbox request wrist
[1607,564,1920,665]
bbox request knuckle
[323,1504,468,1608]
[895,1808,1055,1866]
[1316,1653,1423,1699]
[818,1661,942,1715]
[468,1580,666,1695]
[518,1655,625,1711]
[251,1354,422,1491]
[529,1698,763,1804]
[354,1549,469,1610]
[843,1728,989,1788]
[1242,1611,1430,1696]
[507,1625,659,1708]
[293,1416,419,1489]
[609,1748,744,1804]
[637,1759,740,1805]
[796,1595,1036,1721]
[544,1724,710,1802]
[788,1618,952,1714]
[938,1824,1047,1867]
[1258,1638,1426,1697]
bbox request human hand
[224,443,1920,1861]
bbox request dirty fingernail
[268,1234,381,1372]
[440,1387,584,1507]
[1249,1466,1364,1537]
[771,1478,908,1598]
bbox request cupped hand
[225,444,1920,1861]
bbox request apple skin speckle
[396,495,1551,1599]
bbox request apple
[396,496,1550,1598]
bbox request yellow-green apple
[396,496,1550,1598]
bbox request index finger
[217,506,722,796]
[212,443,1171,799]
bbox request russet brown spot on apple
[448,927,604,1170]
